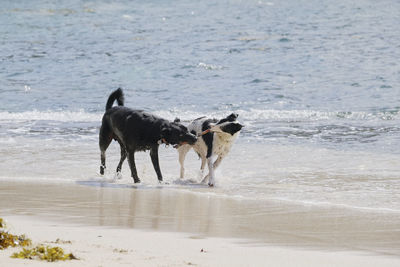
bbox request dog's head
[161,121,197,148]
[209,113,244,136]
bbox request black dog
[99,88,197,183]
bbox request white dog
[177,113,243,186]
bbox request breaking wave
[1,108,399,147]
[0,110,101,122]
[1,108,399,124]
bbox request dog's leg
[178,145,190,179]
[213,155,224,170]
[127,151,140,183]
[200,156,206,176]
[200,156,208,183]
[206,157,215,187]
[201,155,223,184]
[202,135,214,186]
[99,125,112,175]
[150,146,163,182]
[116,141,126,173]
[115,141,126,179]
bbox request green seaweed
[11,245,77,262]
[0,218,5,228]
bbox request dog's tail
[106,88,124,111]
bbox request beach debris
[52,238,72,244]
[1,217,32,250]
[113,248,128,254]
[200,248,206,253]
[0,221,32,250]
[0,218,77,262]
[11,245,78,262]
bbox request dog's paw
[208,177,215,187]
[197,171,205,180]
[200,175,209,184]
[114,172,123,180]
[100,166,105,175]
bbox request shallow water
[1,1,400,217]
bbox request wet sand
[1,180,400,258]
[2,215,399,267]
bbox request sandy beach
[1,180,399,266]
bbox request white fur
[178,117,240,186]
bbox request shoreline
[1,180,400,266]
[1,215,399,267]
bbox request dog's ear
[227,113,238,121]
[174,117,181,123]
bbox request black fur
[220,123,243,136]
[106,88,124,110]
[216,113,238,125]
[99,88,197,183]
[201,119,217,158]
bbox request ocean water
[1,0,400,214]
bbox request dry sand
[1,180,399,266]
